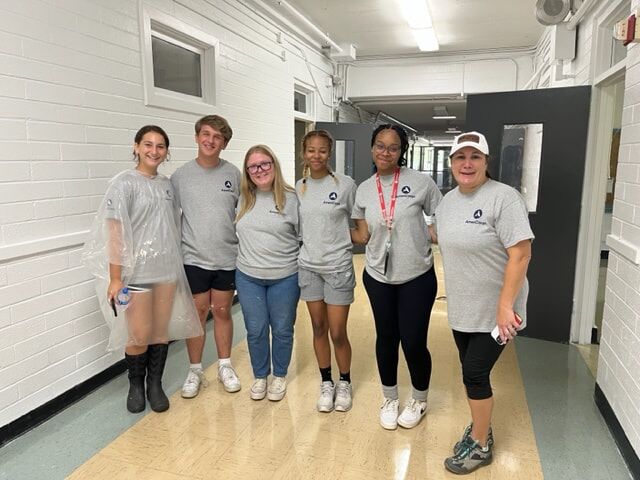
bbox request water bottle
[116,287,131,310]
[491,312,522,345]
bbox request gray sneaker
[334,380,352,412]
[453,423,494,453]
[445,436,493,475]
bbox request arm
[496,239,532,343]
[428,224,437,244]
[351,219,370,245]
[106,218,124,302]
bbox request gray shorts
[298,265,356,305]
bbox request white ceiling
[274,0,546,137]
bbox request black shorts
[184,265,236,294]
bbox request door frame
[571,0,629,344]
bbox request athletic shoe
[317,381,335,412]
[453,423,494,454]
[250,378,267,400]
[397,398,427,429]
[217,364,241,393]
[268,376,287,401]
[444,436,493,475]
[334,380,353,412]
[181,368,208,399]
[379,398,400,430]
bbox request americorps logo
[329,192,338,200]
[401,186,411,194]
[465,208,487,225]
[224,180,232,188]
[473,209,483,219]
[221,179,233,192]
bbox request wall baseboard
[0,359,127,448]
[594,383,640,479]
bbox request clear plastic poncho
[82,169,202,351]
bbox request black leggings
[452,330,505,400]
[363,268,437,391]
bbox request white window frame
[139,3,219,115]
[294,82,315,122]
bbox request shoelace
[219,366,237,383]
[381,398,398,412]
[271,378,285,390]
[453,438,479,460]
[320,383,334,397]
[186,370,209,388]
[335,383,350,397]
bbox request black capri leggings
[363,267,438,391]
[452,330,506,400]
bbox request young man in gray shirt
[170,115,242,397]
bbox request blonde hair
[236,145,294,222]
[299,130,338,195]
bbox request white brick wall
[597,0,640,455]
[0,0,335,427]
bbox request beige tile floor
[68,254,543,479]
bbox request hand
[496,305,520,344]
[107,278,124,303]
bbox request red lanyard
[375,168,400,231]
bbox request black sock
[319,366,332,383]
[339,371,351,383]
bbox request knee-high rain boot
[146,343,170,412]
[125,350,147,413]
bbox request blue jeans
[235,270,300,378]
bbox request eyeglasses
[246,161,273,174]
[373,143,401,155]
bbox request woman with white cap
[434,131,534,475]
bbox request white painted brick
[60,144,112,161]
[70,280,96,303]
[13,322,75,363]
[0,8,50,42]
[0,351,48,386]
[41,266,92,294]
[17,356,76,398]
[63,179,108,197]
[31,161,88,181]
[0,267,6,287]
[77,339,109,367]
[2,0,77,29]
[27,121,86,143]
[63,197,98,216]
[48,324,109,365]
[10,287,70,324]
[0,386,19,411]
[44,296,98,329]
[0,203,34,224]
[75,14,139,51]
[613,200,635,223]
[0,120,27,141]
[2,218,66,244]
[86,127,132,145]
[0,279,41,310]
[0,162,30,182]
[33,199,64,219]
[0,308,10,329]
[88,162,130,179]
[0,30,22,56]
[0,346,15,369]
[25,81,84,107]
[65,213,94,232]
[0,75,25,99]
[68,248,85,267]
[74,310,107,335]
[6,252,68,284]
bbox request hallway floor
[0,254,632,479]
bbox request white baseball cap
[449,131,489,157]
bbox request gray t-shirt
[236,190,300,280]
[434,179,534,332]
[104,169,180,284]
[296,173,356,273]
[352,167,442,284]
[170,159,241,271]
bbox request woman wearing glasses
[352,124,442,430]
[235,145,300,402]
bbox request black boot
[146,343,170,412]
[125,351,147,413]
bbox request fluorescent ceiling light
[433,115,456,119]
[413,28,439,52]
[432,106,455,119]
[398,0,432,29]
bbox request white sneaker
[250,378,267,400]
[268,376,287,401]
[334,380,353,412]
[181,368,208,398]
[398,398,427,429]
[217,364,241,393]
[380,398,400,430]
[316,381,335,412]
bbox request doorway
[294,119,310,182]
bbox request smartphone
[491,312,522,345]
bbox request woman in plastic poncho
[83,125,202,413]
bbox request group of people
[84,114,533,475]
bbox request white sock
[218,358,231,368]
[190,363,203,371]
